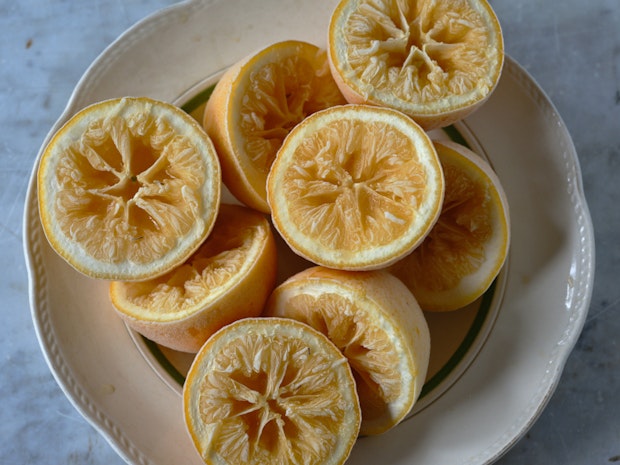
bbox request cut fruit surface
[267,103,444,270]
[37,97,221,281]
[327,0,504,130]
[389,140,510,311]
[264,266,430,435]
[183,317,361,465]
[203,40,347,213]
[110,204,278,353]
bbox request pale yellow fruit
[203,40,347,213]
[37,97,221,281]
[183,317,361,465]
[267,103,444,270]
[264,266,430,435]
[327,0,504,130]
[110,204,278,353]
[389,140,510,311]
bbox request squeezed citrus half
[267,103,444,270]
[389,140,510,311]
[264,266,430,435]
[37,97,221,281]
[327,0,504,130]
[183,317,361,465]
[203,40,347,213]
[109,204,278,353]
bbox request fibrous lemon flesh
[37,97,221,281]
[203,40,347,213]
[183,317,361,465]
[327,0,504,130]
[390,140,510,311]
[264,266,430,435]
[267,103,444,271]
[109,204,278,353]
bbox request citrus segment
[267,104,444,270]
[203,40,347,213]
[327,0,504,130]
[183,317,361,465]
[264,266,430,435]
[389,140,510,311]
[37,97,221,281]
[109,204,278,352]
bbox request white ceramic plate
[24,1,595,464]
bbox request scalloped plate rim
[23,1,595,464]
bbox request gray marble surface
[1,0,618,464]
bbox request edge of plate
[473,57,595,465]
[23,2,199,465]
[22,3,596,464]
